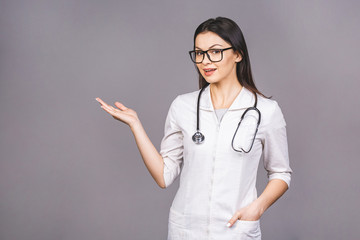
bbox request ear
[235,50,243,63]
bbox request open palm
[96,97,139,127]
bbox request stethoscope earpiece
[192,131,205,144]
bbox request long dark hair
[193,17,269,98]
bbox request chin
[203,77,220,85]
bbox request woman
[96,17,292,240]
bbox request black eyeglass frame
[188,47,234,63]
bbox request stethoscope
[192,85,261,153]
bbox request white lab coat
[160,85,292,240]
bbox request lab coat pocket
[231,219,261,240]
[168,208,189,240]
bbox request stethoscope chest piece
[192,131,205,144]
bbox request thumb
[115,101,128,111]
[226,211,241,228]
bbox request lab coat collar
[199,84,255,111]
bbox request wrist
[252,198,267,216]
[129,119,142,131]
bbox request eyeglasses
[188,47,234,63]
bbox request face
[194,31,242,84]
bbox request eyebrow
[195,44,223,50]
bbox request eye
[195,51,203,56]
[209,49,221,54]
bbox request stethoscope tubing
[192,86,206,144]
[192,85,261,153]
[231,106,261,153]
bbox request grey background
[1,0,359,239]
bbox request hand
[226,201,264,228]
[95,97,140,128]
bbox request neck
[210,79,242,109]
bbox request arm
[253,179,288,215]
[227,179,288,227]
[130,121,166,188]
[227,102,292,227]
[96,98,166,188]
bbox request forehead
[195,31,230,49]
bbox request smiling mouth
[204,68,216,72]
[203,68,217,76]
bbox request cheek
[196,65,204,76]
[217,61,232,74]
[222,60,237,73]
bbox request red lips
[203,68,217,76]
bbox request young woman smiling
[96,17,292,240]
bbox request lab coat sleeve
[160,96,184,188]
[262,102,292,188]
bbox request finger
[100,105,113,113]
[104,104,118,113]
[96,98,124,114]
[99,100,117,112]
[95,97,110,107]
[115,101,128,111]
[226,212,241,228]
[101,105,119,117]
[106,104,117,111]
[96,98,117,112]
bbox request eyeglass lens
[190,49,223,63]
